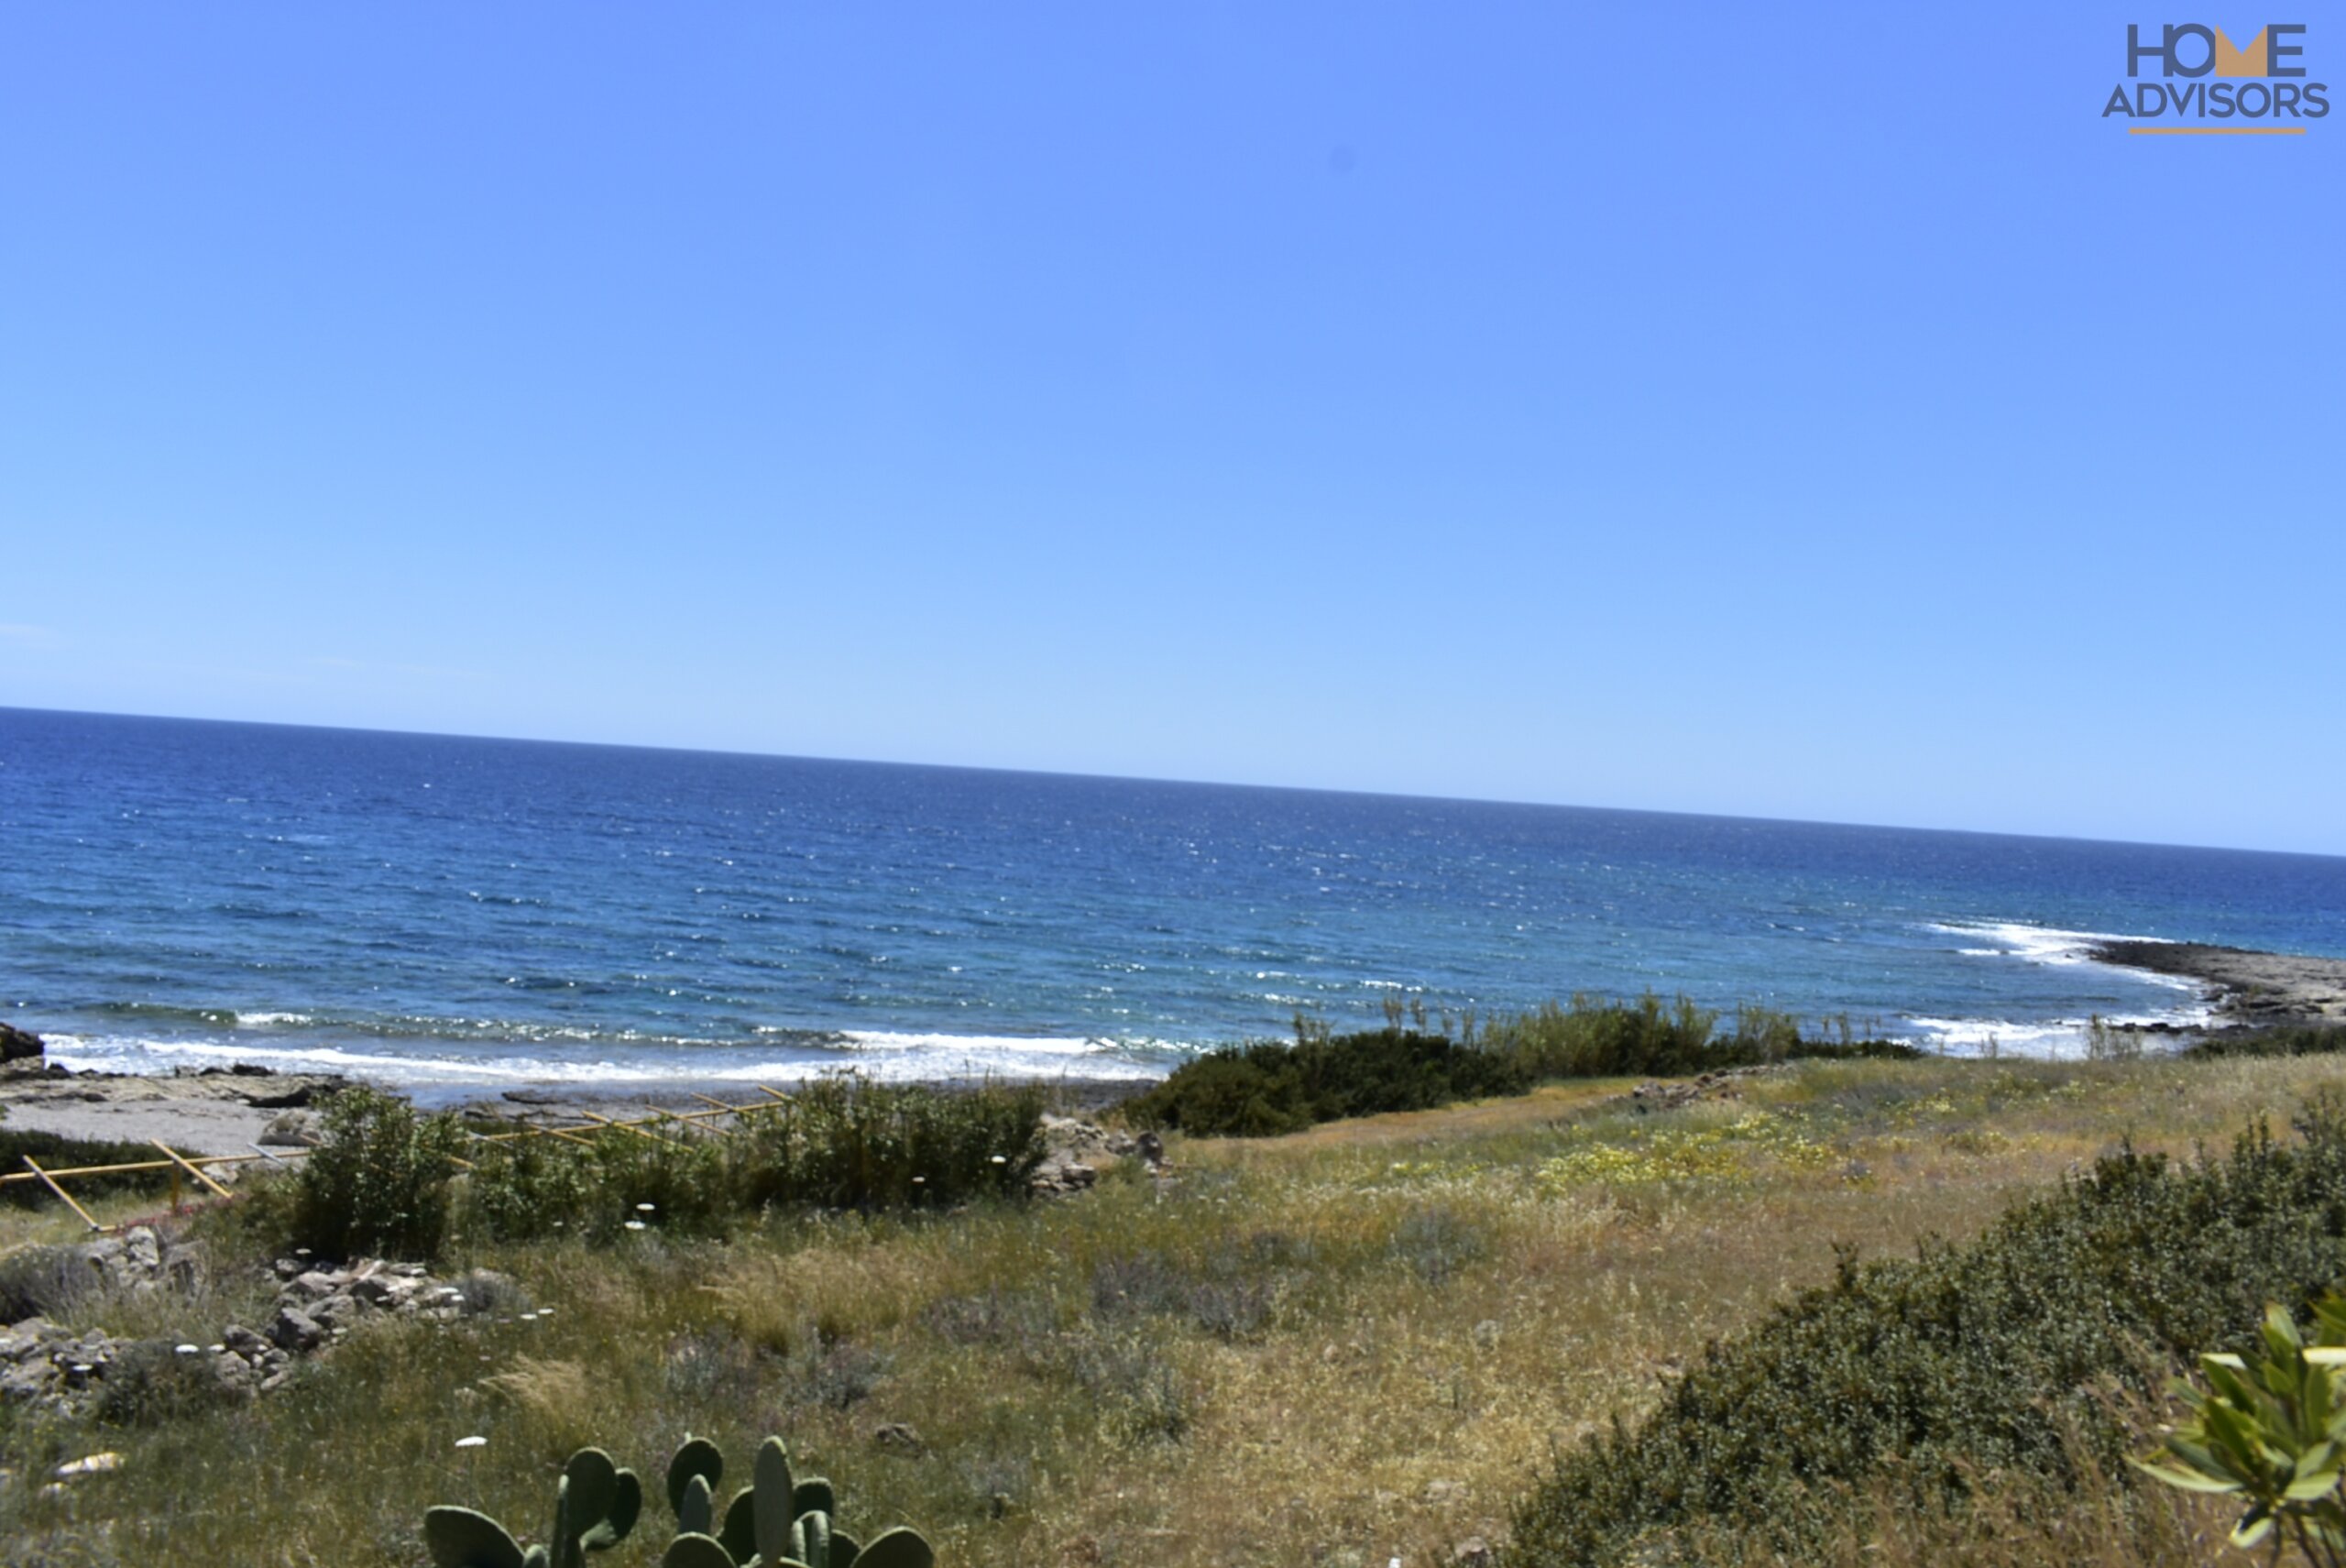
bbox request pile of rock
[0,1226,522,1415]
[0,1319,131,1404]
[1029,1114,1145,1197]
[1625,1067,1773,1113]
[268,1254,521,1349]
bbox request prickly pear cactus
[420,1447,639,1568]
[428,1432,931,1568]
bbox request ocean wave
[1927,921,2165,967]
[38,1025,1175,1093]
[1932,920,2209,995]
[1902,1004,2213,1060]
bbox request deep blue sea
[4,707,2343,1095]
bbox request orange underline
[2128,125,2308,135]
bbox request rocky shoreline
[2089,940,2346,1030]
[5,941,2345,1158]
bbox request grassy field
[6,1051,2341,1566]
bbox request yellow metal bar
[578,1108,685,1146]
[22,1156,103,1232]
[153,1140,235,1200]
[0,1149,282,1185]
[650,1103,729,1137]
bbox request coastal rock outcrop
[0,1021,44,1066]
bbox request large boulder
[0,1021,43,1065]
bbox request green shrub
[2191,1024,2346,1059]
[282,1085,466,1262]
[91,1337,250,1427]
[455,1077,1048,1245]
[1124,1028,1529,1135]
[732,1076,1047,1211]
[463,1119,733,1244]
[1506,1094,2346,1566]
[1124,1003,1919,1138]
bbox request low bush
[90,1337,249,1427]
[1123,1028,1529,1135]
[1485,994,1917,1080]
[457,1076,1047,1245]
[1124,1000,1919,1137]
[2189,1023,2346,1059]
[1505,1093,2346,1566]
[730,1073,1047,1211]
[280,1085,466,1262]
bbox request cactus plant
[422,1446,641,1568]
[429,1433,929,1568]
[667,1436,725,1521]
[657,1433,933,1568]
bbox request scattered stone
[309,1293,364,1333]
[54,1452,121,1480]
[285,1269,343,1303]
[1625,1067,1774,1113]
[872,1421,926,1454]
[268,1307,327,1354]
[1422,1478,1469,1508]
[3,1245,515,1415]
[1135,1131,1165,1168]
[258,1111,323,1146]
[1451,1537,1494,1566]
[1028,1155,1098,1197]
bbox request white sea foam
[1907,920,2219,1057]
[1941,920,2214,993]
[1902,1010,2213,1060]
[41,1025,1173,1092]
[1926,921,2167,969]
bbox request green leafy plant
[287,1084,466,1260]
[2136,1292,2346,1564]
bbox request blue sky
[2,5,2340,853]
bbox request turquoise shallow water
[3,707,2342,1091]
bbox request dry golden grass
[4,1051,2344,1566]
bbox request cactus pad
[422,1506,527,1568]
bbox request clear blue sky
[2,5,2339,853]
